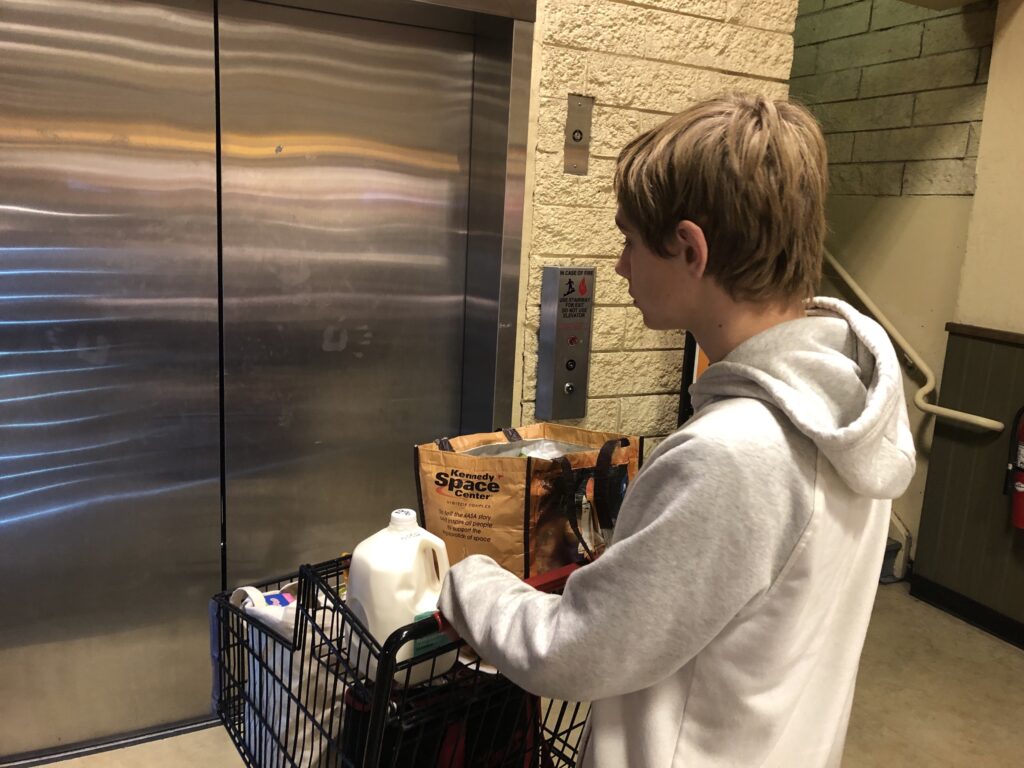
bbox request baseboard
[0,718,218,768]
[910,575,1024,651]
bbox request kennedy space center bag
[414,423,642,578]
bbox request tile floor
[52,582,1024,767]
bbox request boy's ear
[671,220,708,279]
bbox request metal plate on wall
[536,267,595,420]
[564,93,594,176]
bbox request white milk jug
[346,508,456,685]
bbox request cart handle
[524,561,581,593]
[432,561,580,635]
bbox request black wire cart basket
[211,556,589,767]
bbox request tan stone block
[922,9,996,56]
[591,105,644,157]
[523,323,538,361]
[531,205,620,256]
[706,71,789,102]
[646,13,792,80]
[640,112,674,134]
[966,121,982,157]
[761,80,791,102]
[825,132,855,163]
[902,158,977,195]
[587,53,784,112]
[535,151,617,208]
[816,25,921,73]
[592,306,627,350]
[635,0,727,20]
[537,97,570,153]
[860,50,979,98]
[533,150,579,206]
[851,124,969,162]
[586,54,702,112]
[619,394,680,436]
[794,1,871,47]
[595,260,632,304]
[725,0,798,35]
[523,355,538,400]
[870,0,957,31]
[577,156,618,208]
[913,85,986,126]
[828,163,904,195]
[789,69,860,104]
[524,304,540,331]
[525,256,630,306]
[812,94,914,132]
[622,307,687,349]
[538,44,588,97]
[589,351,683,397]
[519,398,621,432]
[545,0,650,57]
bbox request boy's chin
[638,310,682,332]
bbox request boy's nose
[614,253,629,280]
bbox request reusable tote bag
[415,423,642,578]
[230,583,342,766]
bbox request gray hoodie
[439,297,915,767]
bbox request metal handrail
[824,248,1005,433]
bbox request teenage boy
[439,93,915,767]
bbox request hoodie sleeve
[438,407,815,702]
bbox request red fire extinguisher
[1006,406,1024,530]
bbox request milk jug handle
[417,537,450,588]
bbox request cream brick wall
[518,0,799,449]
[790,0,996,196]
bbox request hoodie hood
[690,296,916,499]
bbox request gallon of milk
[346,508,456,685]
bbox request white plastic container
[346,508,456,685]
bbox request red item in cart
[341,668,543,767]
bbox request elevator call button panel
[536,266,595,420]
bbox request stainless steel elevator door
[0,0,220,757]
[219,1,474,584]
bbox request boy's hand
[437,613,482,660]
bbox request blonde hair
[614,93,828,303]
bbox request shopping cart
[211,556,589,767]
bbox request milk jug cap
[390,508,418,528]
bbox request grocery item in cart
[229,582,341,767]
[346,508,457,685]
[416,423,641,578]
[212,556,590,767]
